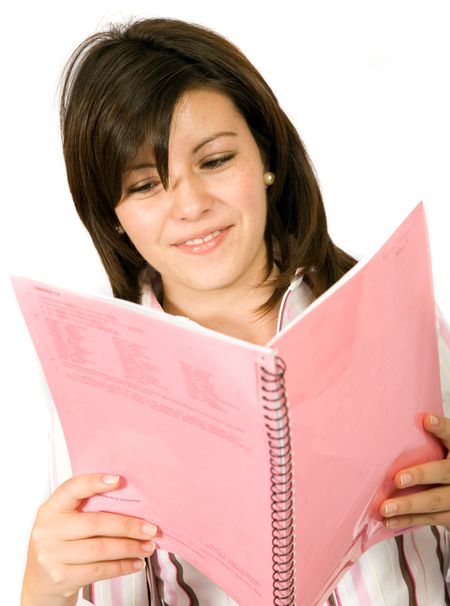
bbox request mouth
[173,226,232,254]
[173,226,231,247]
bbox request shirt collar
[139,266,312,333]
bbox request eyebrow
[125,131,237,174]
[193,130,237,153]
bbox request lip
[172,225,232,246]
[173,225,232,255]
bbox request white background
[1,1,449,602]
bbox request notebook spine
[261,356,295,605]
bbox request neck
[162,265,280,346]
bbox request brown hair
[60,17,356,309]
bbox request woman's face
[116,88,270,298]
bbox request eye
[201,153,235,170]
[128,180,160,195]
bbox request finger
[47,474,122,512]
[58,511,158,541]
[424,413,450,451]
[52,558,147,590]
[381,485,450,518]
[392,458,450,489]
[83,557,147,584]
[383,510,450,529]
[59,537,155,564]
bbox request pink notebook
[12,202,444,606]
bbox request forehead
[169,88,247,142]
[124,87,254,174]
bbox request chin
[177,270,241,292]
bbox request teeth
[183,230,222,246]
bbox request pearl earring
[115,225,125,235]
[263,172,275,186]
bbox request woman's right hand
[21,473,158,606]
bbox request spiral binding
[261,356,295,605]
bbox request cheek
[116,204,163,248]
[242,181,268,227]
[228,166,267,215]
[115,206,170,270]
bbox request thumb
[47,473,121,513]
[424,414,450,452]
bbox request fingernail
[142,541,155,555]
[429,414,440,426]
[384,502,399,515]
[133,559,146,570]
[399,473,413,487]
[385,517,399,528]
[103,474,120,485]
[142,523,158,538]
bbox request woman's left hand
[380,413,450,530]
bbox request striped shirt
[49,272,450,605]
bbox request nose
[170,176,213,221]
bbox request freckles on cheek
[232,176,265,210]
[226,163,260,204]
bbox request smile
[182,229,223,246]
[175,226,231,254]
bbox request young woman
[21,17,450,606]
